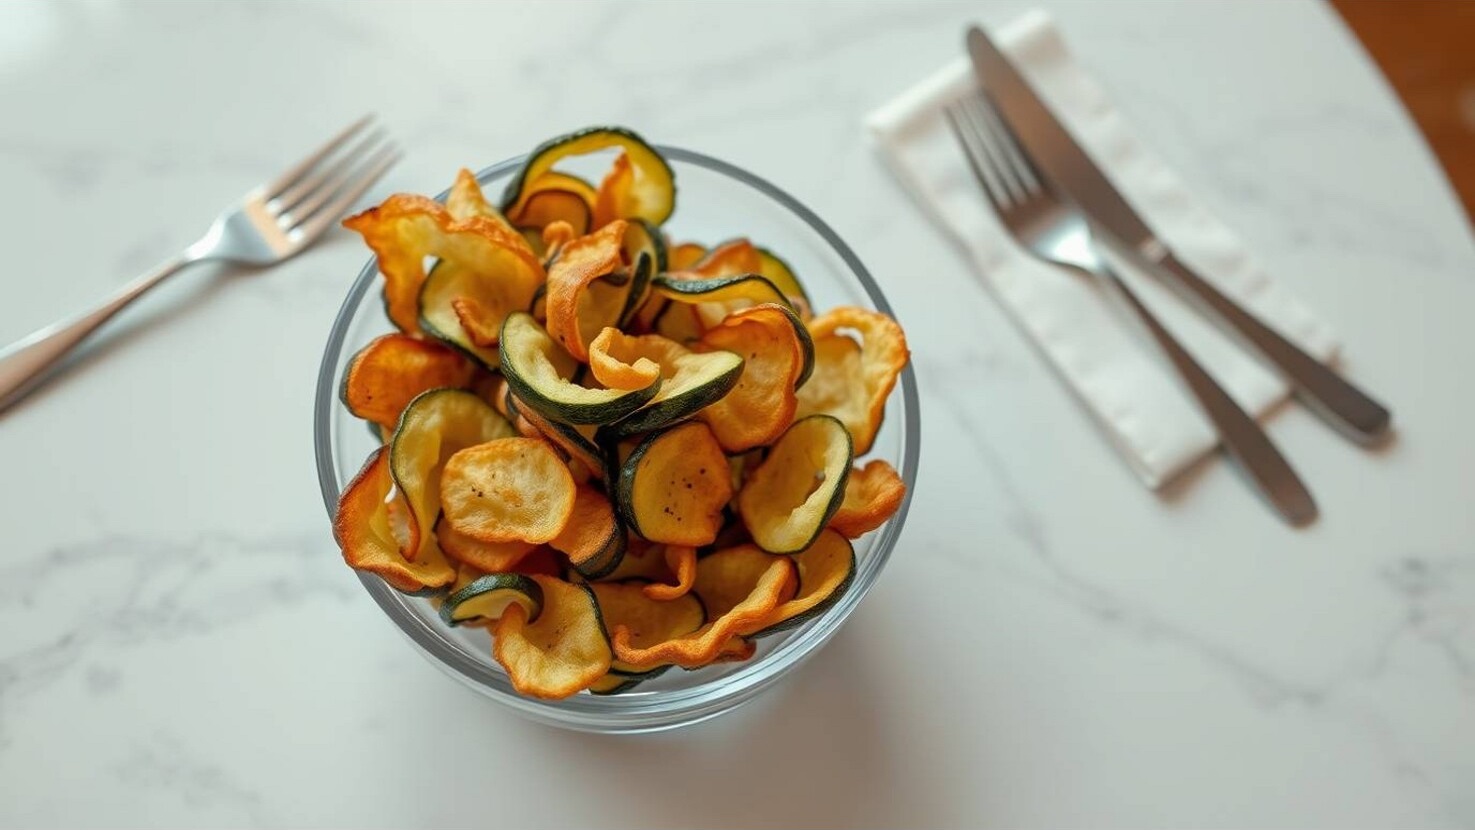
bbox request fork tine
[261,114,375,202]
[968,94,1043,197]
[276,129,392,223]
[945,100,1013,210]
[288,145,401,243]
[960,95,1030,204]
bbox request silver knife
[966,25,1391,444]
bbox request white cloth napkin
[867,10,1340,488]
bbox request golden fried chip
[797,306,909,454]
[493,576,611,699]
[441,437,576,544]
[829,459,906,538]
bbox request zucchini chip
[334,448,456,594]
[545,220,628,361]
[505,392,608,482]
[796,306,909,455]
[493,576,612,699]
[439,573,543,627]
[588,674,645,695]
[756,246,812,320]
[341,334,475,429]
[445,168,522,238]
[610,551,793,670]
[651,273,793,330]
[590,582,705,677]
[549,485,627,578]
[617,422,733,546]
[435,515,537,573]
[440,437,577,544]
[500,312,660,425]
[829,459,906,539]
[507,171,597,236]
[696,303,812,451]
[643,545,697,601]
[343,194,544,335]
[592,152,635,229]
[502,126,675,226]
[738,415,853,554]
[601,333,743,437]
[588,327,662,391]
[390,389,516,561]
[755,531,856,634]
[666,241,708,270]
[595,538,676,584]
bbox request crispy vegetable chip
[436,515,538,572]
[590,582,704,676]
[493,576,612,699]
[829,460,906,538]
[643,545,697,601]
[697,303,810,451]
[445,169,523,238]
[592,152,636,230]
[738,415,852,554]
[610,552,793,670]
[440,572,543,627]
[588,326,662,391]
[757,531,856,634]
[343,194,544,334]
[441,437,577,544]
[335,448,456,594]
[549,485,623,570]
[666,242,708,271]
[342,334,476,429]
[545,220,629,361]
[617,422,733,546]
[390,389,516,561]
[797,306,909,455]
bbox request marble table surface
[1,1,1471,827]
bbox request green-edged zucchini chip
[439,572,543,627]
[500,312,659,425]
[389,389,516,561]
[617,422,733,546]
[502,126,675,226]
[334,447,456,594]
[493,576,612,699]
[590,582,704,677]
[737,415,852,554]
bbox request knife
[966,25,1391,444]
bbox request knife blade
[965,25,1392,444]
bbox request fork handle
[0,255,191,412]
[1102,265,1318,525]
[1152,250,1390,443]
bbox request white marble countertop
[1,1,1472,827]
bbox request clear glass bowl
[313,147,920,733]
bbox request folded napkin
[867,10,1340,488]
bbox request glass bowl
[313,146,920,733]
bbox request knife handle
[1151,251,1391,444]
[1096,264,1318,525]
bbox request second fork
[946,92,1317,526]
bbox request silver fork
[0,116,401,413]
[945,93,1317,526]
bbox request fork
[0,116,400,413]
[945,93,1317,526]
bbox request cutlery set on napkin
[868,11,1391,525]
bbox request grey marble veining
[0,1,1471,828]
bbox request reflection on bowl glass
[314,147,920,733]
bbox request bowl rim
[313,145,921,732]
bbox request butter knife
[966,26,1391,444]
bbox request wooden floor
[1332,0,1475,219]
